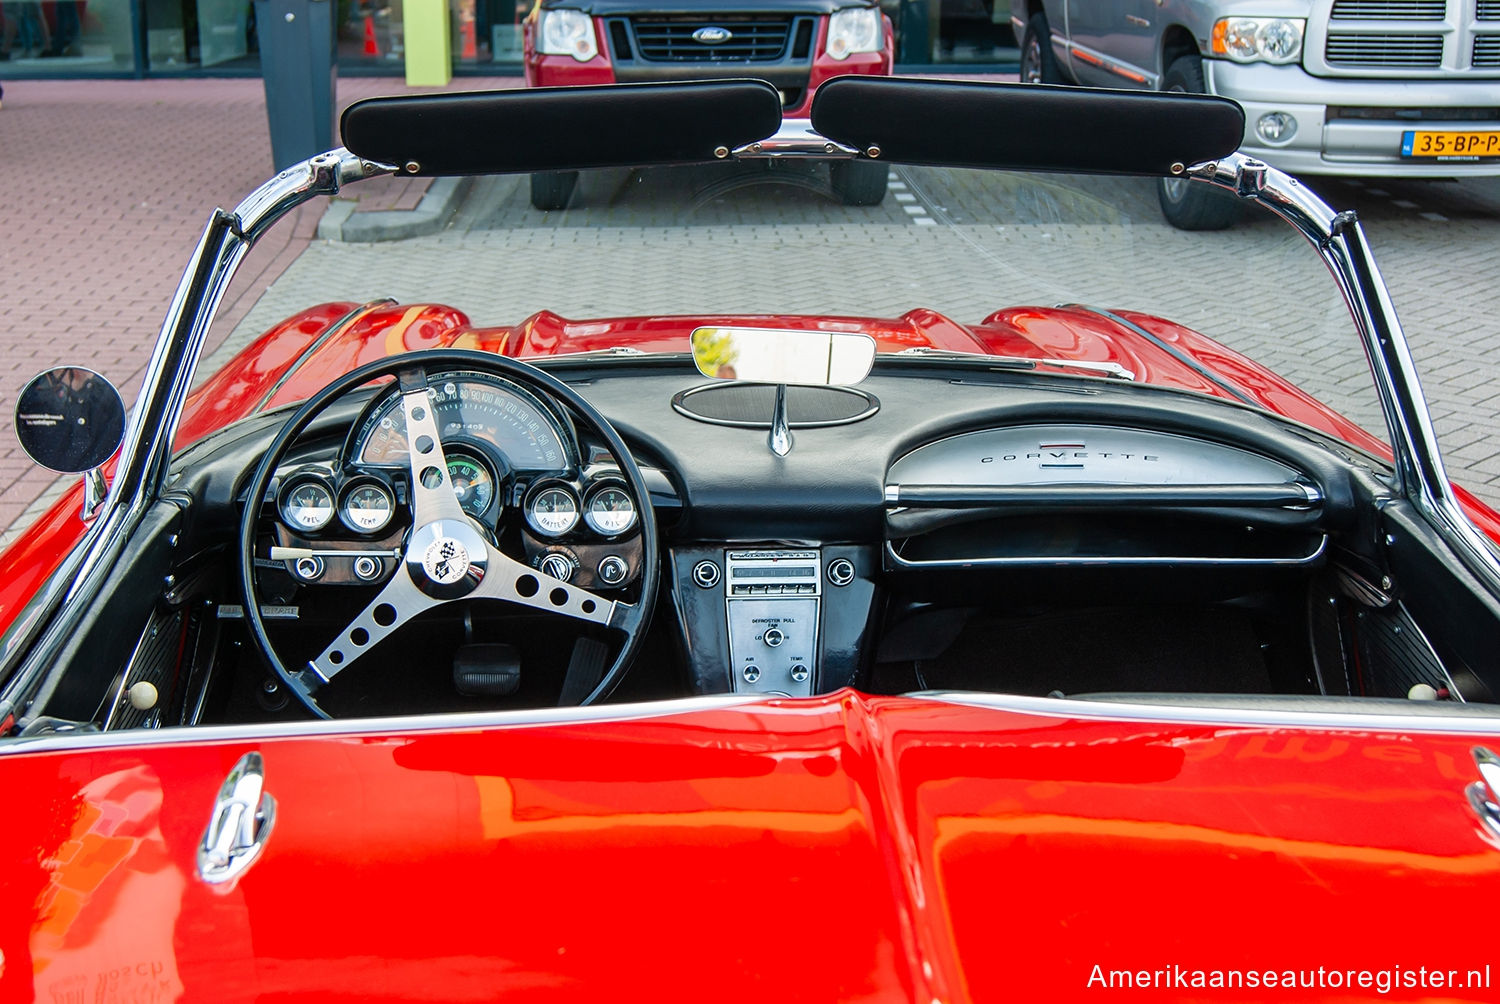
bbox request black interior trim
[890,483,1318,509]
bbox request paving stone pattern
[0,76,517,544]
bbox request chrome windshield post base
[81,467,107,522]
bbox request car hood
[4,691,1499,1001]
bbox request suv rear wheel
[1156,56,1242,231]
[1019,11,1062,84]
[830,160,889,206]
[530,170,579,211]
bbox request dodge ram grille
[1325,31,1444,67]
[1331,0,1445,19]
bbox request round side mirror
[14,367,126,474]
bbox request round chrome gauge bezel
[278,475,336,533]
[339,478,396,534]
[524,481,581,538]
[445,448,497,519]
[583,481,637,537]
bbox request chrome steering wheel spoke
[471,549,619,628]
[396,367,468,527]
[308,565,440,681]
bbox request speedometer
[351,372,572,472]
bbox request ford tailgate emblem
[692,26,733,44]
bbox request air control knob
[539,552,576,582]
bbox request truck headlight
[539,9,598,62]
[1211,17,1303,65]
[826,7,883,60]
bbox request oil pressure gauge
[584,483,637,536]
[526,482,579,537]
[279,476,336,532]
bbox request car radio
[723,549,822,696]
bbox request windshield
[206,157,1391,455]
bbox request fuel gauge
[279,477,336,532]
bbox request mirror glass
[14,367,127,474]
[690,327,877,387]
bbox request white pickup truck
[1010,0,1500,228]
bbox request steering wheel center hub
[407,519,489,599]
[423,536,471,584]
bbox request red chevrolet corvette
[2,80,1499,1001]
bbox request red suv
[522,0,894,208]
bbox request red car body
[4,690,1499,1002]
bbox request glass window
[1,0,135,71]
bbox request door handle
[1466,747,1500,842]
[197,751,276,886]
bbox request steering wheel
[237,349,659,719]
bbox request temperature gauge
[584,484,637,536]
[526,484,579,537]
[279,477,335,532]
[340,481,395,533]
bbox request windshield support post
[1207,153,1500,590]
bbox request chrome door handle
[197,751,276,886]
[1466,747,1500,841]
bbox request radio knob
[692,559,722,589]
[539,553,576,582]
[762,627,785,648]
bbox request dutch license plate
[1401,129,1500,159]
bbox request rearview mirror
[690,326,876,387]
[15,366,126,474]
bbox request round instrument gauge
[280,477,336,532]
[527,484,579,537]
[340,481,395,533]
[584,484,637,536]
[447,451,495,518]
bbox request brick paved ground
[0,75,519,537]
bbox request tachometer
[340,480,395,533]
[527,483,579,537]
[584,483,637,536]
[447,451,496,518]
[352,373,572,472]
[279,476,335,532]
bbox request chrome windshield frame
[1194,153,1500,589]
[0,150,393,726]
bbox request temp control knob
[539,552,576,582]
[762,627,785,648]
[597,555,629,585]
[790,664,810,683]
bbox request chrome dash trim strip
[884,534,1328,569]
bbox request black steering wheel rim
[237,348,659,720]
